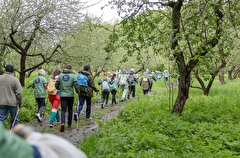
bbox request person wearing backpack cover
[32,69,47,123]
[109,73,118,106]
[74,65,99,122]
[47,69,61,128]
[118,69,129,102]
[127,68,138,99]
[55,64,78,132]
[140,71,151,95]
[98,72,110,109]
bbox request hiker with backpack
[109,73,118,106]
[0,64,22,129]
[32,69,47,123]
[163,69,169,85]
[147,69,157,93]
[47,69,61,128]
[98,72,110,108]
[55,64,79,132]
[74,65,99,122]
[118,69,129,102]
[127,68,138,99]
[140,71,151,95]
[0,123,87,158]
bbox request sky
[85,0,120,22]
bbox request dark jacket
[78,70,98,97]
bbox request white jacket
[26,132,87,158]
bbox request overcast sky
[86,0,120,22]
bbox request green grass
[79,79,240,158]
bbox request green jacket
[32,75,47,98]
[0,123,33,158]
[55,69,78,97]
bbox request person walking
[109,73,118,106]
[47,69,61,127]
[55,64,78,132]
[140,71,151,95]
[163,69,169,85]
[118,69,129,102]
[32,69,47,123]
[127,68,138,99]
[98,72,110,108]
[74,65,99,122]
[0,64,22,129]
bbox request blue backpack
[77,73,88,87]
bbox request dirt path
[32,102,126,146]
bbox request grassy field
[79,79,240,157]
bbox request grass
[79,79,240,157]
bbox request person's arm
[88,75,99,92]
[55,78,60,90]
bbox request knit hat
[83,65,90,71]
[38,69,46,76]
[5,64,14,73]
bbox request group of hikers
[0,64,87,158]
[0,63,171,158]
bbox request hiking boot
[60,124,65,132]
[74,113,78,122]
[101,104,104,109]
[36,113,43,122]
[49,123,54,128]
[68,126,72,130]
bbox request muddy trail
[31,101,126,146]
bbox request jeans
[0,105,18,129]
[76,95,92,118]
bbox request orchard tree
[0,0,85,86]
[106,0,240,113]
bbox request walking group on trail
[0,63,169,158]
[0,64,87,158]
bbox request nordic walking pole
[10,105,20,132]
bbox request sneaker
[101,104,104,109]
[49,123,54,128]
[74,113,78,122]
[60,124,65,132]
[57,120,60,123]
[68,126,72,130]
[87,117,92,120]
[36,113,42,122]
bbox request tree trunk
[172,72,191,113]
[19,54,27,87]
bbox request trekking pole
[76,114,79,131]
[10,106,20,132]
